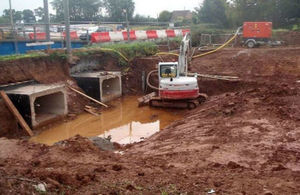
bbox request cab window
[160,65,177,78]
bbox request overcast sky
[0,0,203,17]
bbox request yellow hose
[192,27,241,59]
[153,33,237,59]
[153,27,241,60]
[155,52,179,57]
[99,48,129,62]
[192,33,238,59]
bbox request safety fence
[91,29,190,43]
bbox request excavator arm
[178,33,192,76]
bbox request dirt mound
[0,135,120,193]
[274,31,300,46]
[191,47,300,82]
[1,80,300,194]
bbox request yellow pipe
[192,33,238,59]
[192,27,241,59]
[98,48,129,62]
[155,52,179,57]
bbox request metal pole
[43,0,50,43]
[9,0,19,54]
[142,71,145,93]
[63,0,72,56]
[125,10,130,42]
[33,25,37,41]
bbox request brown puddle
[30,96,184,145]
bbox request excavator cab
[159,63,177,79]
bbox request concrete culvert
[101,77,121,103]
[72,71,122,103]
[34,92,66,125]
[5,84,68,128]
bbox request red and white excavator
[147,33,207,109]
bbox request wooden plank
[138,92,156,107]
[68,86,109,108]
[84,105,100,116]
[84,108,100,116]
[0,90,34,136]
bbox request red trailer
[243,22,273,48]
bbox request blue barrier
[0,41,85,55]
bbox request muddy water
[30,96,184,145]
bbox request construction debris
[137,92,156,107]
[68,86,108,108]
[84,105,100,116]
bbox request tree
[103,0,135,22]
[231,0,300,28]
[2,9,22,22]
[194,0,229,27]
[133,14,156,23]
[22,9,36,23]
[34,7,45,21]
[51,0,102,21]
[0,16,9,24]
[158,10,172,22]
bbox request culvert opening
[34,92,66,124]
[101,77,121,102]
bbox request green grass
[131,25,167,30]
[88,41,159,61]
[0,52,47,62]
[273,28,290,33]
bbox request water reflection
[30,96,184,145]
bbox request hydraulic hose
[146,70,159,90]
[155,52,179,57]
[192,27,242,59]
[99,48,129,62]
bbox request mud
[0,47,300,194]
[273,31,300,46]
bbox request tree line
[193,0,300,28]
[0,0,299,29]
[0,0,155,24]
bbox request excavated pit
[1,46,300,194]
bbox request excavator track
[149,93,208,109]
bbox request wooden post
[0,91,34,136]
[68,86,109,108]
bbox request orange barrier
[28,32,46,40]
[122,31,137,40]
[91,32,111,43]
[182,29,190,36]
[63,31,78,40]
[90,29,190,43]
[146,30,158,39]
[166,30,176,37]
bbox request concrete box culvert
[5,84,68,128]
[72,71,122,103]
